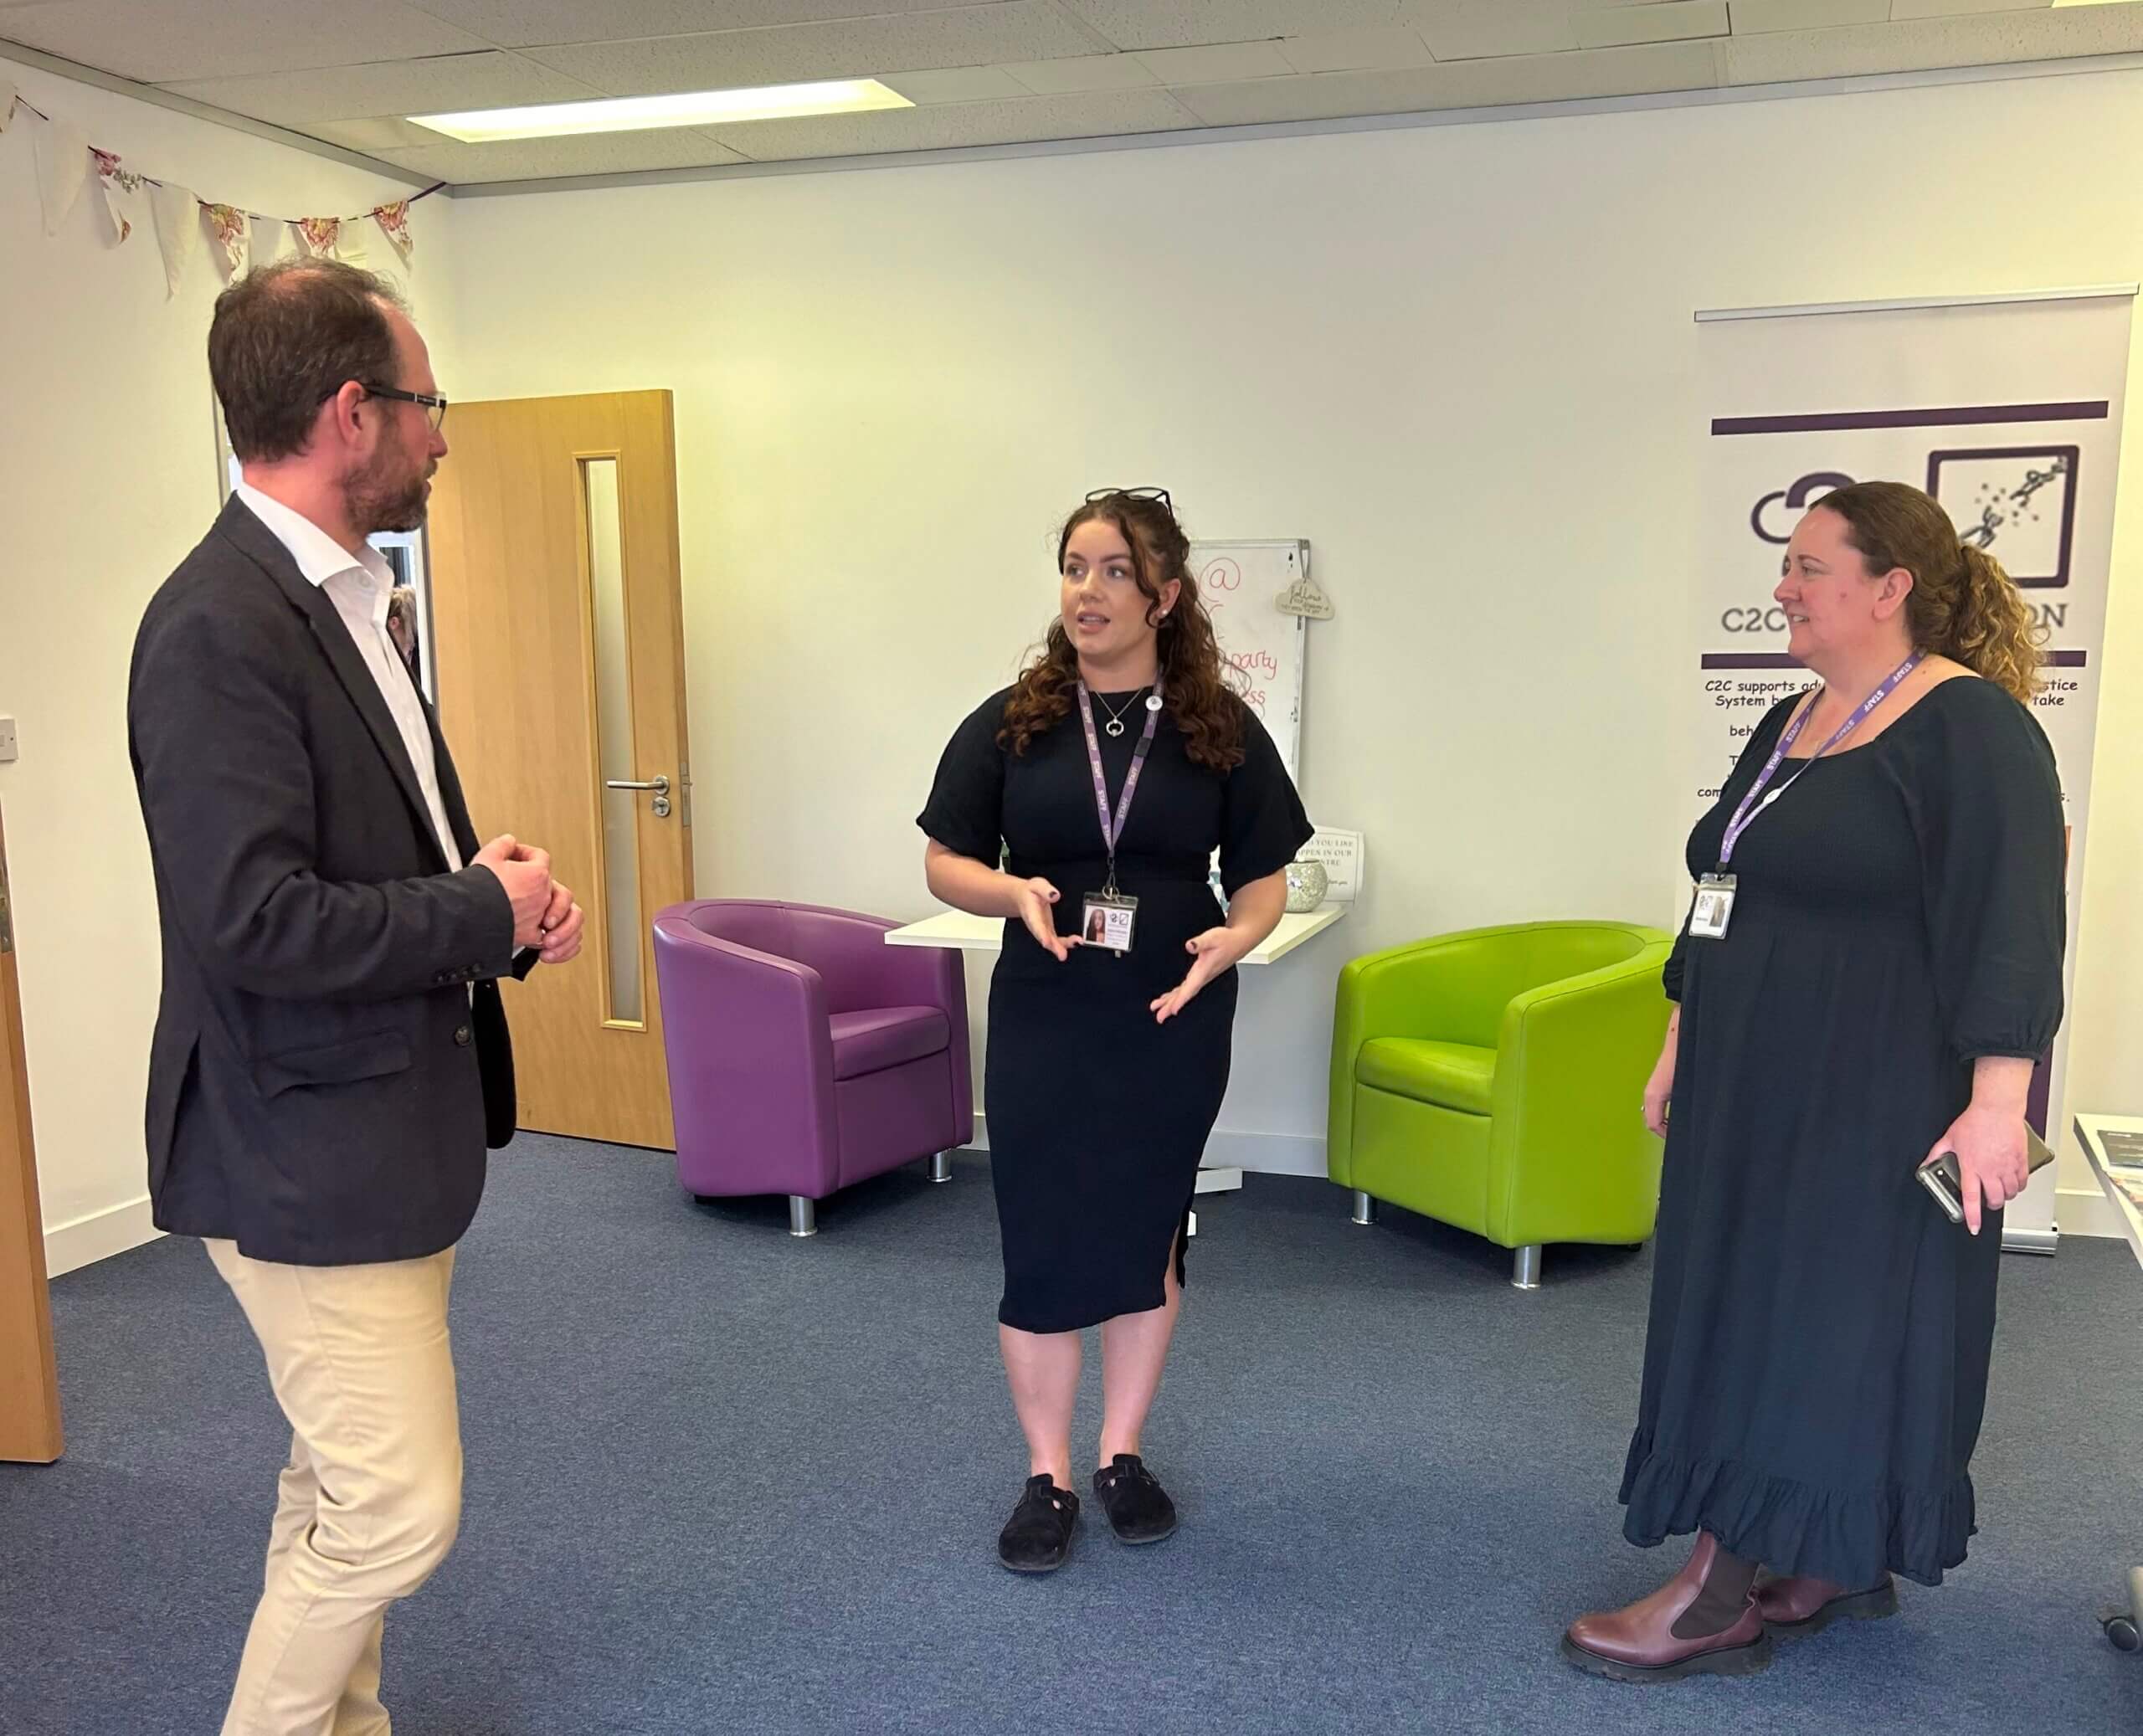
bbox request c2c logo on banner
[1750,470,1855,545]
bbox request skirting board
[44,1194,162,1277]
[2056,1184,2125,1244]
[42,1172,2123,1275]
[969,1120,2135,1231]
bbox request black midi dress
[920,686,1313,1334]
[1621,675,2065,1588]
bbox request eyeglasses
[1085,486,1172,512]
[357,382,450,433]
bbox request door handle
[606,774,672,818]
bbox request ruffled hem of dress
[1617,1428,1976,1589]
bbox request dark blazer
[129,495,528,1265]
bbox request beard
[345,439,432,536]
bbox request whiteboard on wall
[1189,539,1308,783]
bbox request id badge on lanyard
[1082,890,1138,954]
[1689,873,1737,940]
[1076,679,1163,957]
[1693,654,1920,942]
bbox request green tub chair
[1328,921,1675,1289]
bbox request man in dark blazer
[129,257,583,1735]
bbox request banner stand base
[2001,1225,2059,1257]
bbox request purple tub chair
[651,900,974,1236]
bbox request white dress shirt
[234,482,463,871]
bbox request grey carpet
[3,1136,2139,1736]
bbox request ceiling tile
[1002,52,1159,94]
[1723,6,2140,82]
[370,123,745,183]
[1170,39,1722,126]
[403,0,964,51]
[0,0,493,84]
[1575,1,1728,49]
[162,50,599,126]
[1134,42,1294,84]
[1402,1,1580,60]
[881,65,1032,104]
[306,115,446,152]
[522,4,1099,95]
[1889,0,2053,18]
[1055,2,1400,53]
[1170,67,1445,127]
[1724,0,1889,29]
[1277,26,1435,74]
[707,86,1197,161]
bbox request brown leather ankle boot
[1754,1571,1899,1638]
[1562,1533,1773,1682]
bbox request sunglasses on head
[1085,486,1172,513]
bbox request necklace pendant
[1105,717,1126,737]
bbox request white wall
[442,64,2143,1220]
[0,54,450,1271]
[7,54,2140,1261]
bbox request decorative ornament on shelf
[1277,571,1334,620]
[1282,857,1328,913]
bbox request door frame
[0,800,64,1462]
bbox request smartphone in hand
[1917,1127,2057,1224]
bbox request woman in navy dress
[1564,482,2064,1681]
[920,490,1312,1573]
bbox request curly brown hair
[998,493,1246,771]
[1817,480,2045,703]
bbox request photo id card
[1688,873,1737,941]
[1081,894,1138,955]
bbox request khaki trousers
[204,1240,461,1736]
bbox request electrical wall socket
[0,717,15,763]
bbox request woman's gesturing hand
[1151,927,1246,1024]
[1014,877,1077,962]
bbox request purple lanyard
[1076,680,1162,886]
[1719,652,1922,866]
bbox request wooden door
[0,803,63,1461]
[427,392,693,1150]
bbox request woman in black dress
[1563,481,2065,1681]
[919,489,1312,1573]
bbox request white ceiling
[3,1,2140,187]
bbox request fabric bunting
[295,214,342,259]
[203,203,250,280]
[91,147,146,244]
[149,181,200,297]
[5,88,445,295]
[373,199,414,265]
[33,118,88,235]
